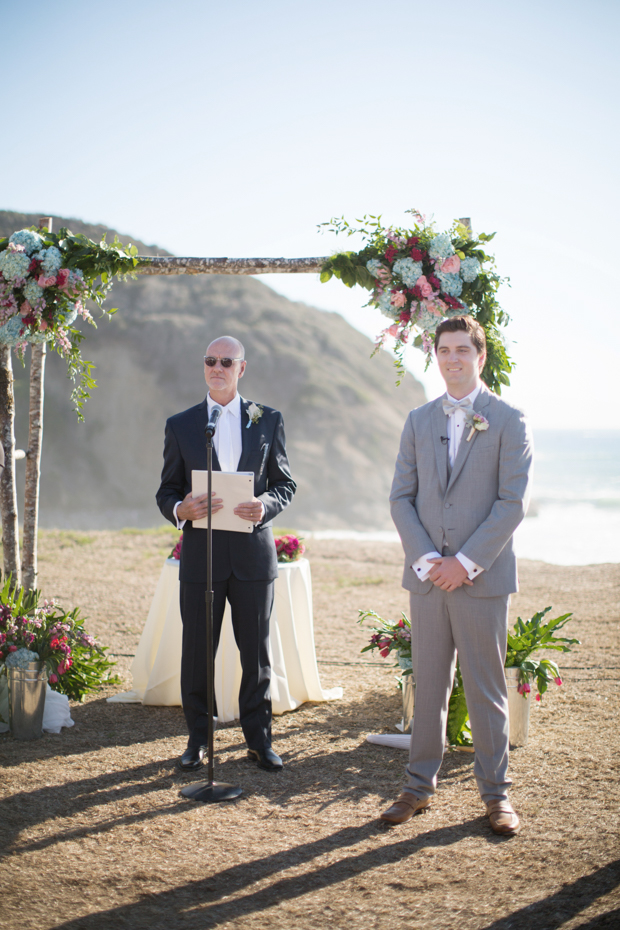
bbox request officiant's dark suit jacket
[156,395,296,577]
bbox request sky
[1,0,619,427]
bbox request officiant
[156,335,296,773]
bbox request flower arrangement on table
[359,605,579,747]
[318,210,511,393]
[274,534,305,562]
[0,577,118,709]
[0,226,138,416]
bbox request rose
[56,268,70,289]
[441,255,461,274]
[37,275,57,288]
[20,300,33,317]
[416,276,434,298]
[384,245,397,263]
[410,247,424,261]
[8,645,17,652]
[390,290,407,309]
[387,324,399,337]
[49,673,58,684]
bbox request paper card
[191,470,255,533]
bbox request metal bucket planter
[401,675,415,733]
[505,667,531,748]
[8,661,48,740]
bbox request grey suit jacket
[390,385,533,598]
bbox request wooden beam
[135,256,328,276]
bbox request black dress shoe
[178,746,205,771]
[247,746,283,771]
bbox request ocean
[311,430,620,566]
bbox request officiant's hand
[177,491,224,521]
[428,556,473,592]
[234,497,265,524]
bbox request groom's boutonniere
[466,413,489,442]
[246,402,264,428]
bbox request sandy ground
[0,529,619,930]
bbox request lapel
[445,385,491,492]
[431,398,449,496]
[236,396,256,473]
[193,396,221,470]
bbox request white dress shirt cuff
[455,551,484,580]
[411,551,442,582]
[173,501,186,531]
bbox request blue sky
[2,0,618,427]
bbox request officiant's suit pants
[180,576,274,752]
[405,585,511,804]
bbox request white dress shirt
[174,393,263,528]
[411,383,484,583]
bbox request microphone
[205,405,223,438]
[440,436,449,445]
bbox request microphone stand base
[180,781,243,803]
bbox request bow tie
[442,397,474,417]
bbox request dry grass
[1,530,619,929]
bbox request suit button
[444,503,450,509]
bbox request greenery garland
[319,210,512,393]
[0,225,139,417]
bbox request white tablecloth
[107,558,342,721]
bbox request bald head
[206,335,245,359]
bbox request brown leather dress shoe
[486,799,521,835]
[380,792,431,824]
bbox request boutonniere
[246,402,264,428]
[466,413,489,442]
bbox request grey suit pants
[405,586,511,804]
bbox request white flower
[246,402,263,427]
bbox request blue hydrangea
[392,258,423,288]
[8,230,44,255]
[5,647,40,669]
[366,259,384,278]
[57,303,77,327]
[0,249,30,282]
[376,290,397,317]
[0,317,26,346]
[437,272,463,297]
[428,233,455,261]
[460,257,481,282]
[40,247,62,275]
[23,279,44,306]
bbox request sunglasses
[204,356,244,368]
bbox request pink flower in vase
[379,647,390,658]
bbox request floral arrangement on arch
[0,577,118,705]
[274,534,305,563]
[319,210,512,393]
[0,226,138,416]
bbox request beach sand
[1,530,618,929]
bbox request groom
[382,315,532,835]
[156,335,296,773]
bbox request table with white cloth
[107,557,342,720]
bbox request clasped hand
[177,491,264,524]
[427,556,473,592]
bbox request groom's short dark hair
[434,315,486,356]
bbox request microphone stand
[181,417,242,804]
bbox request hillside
[1,211,426,530]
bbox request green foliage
[446,662,472,747]
[318,210,512,393]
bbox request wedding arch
[0,213,511,590]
